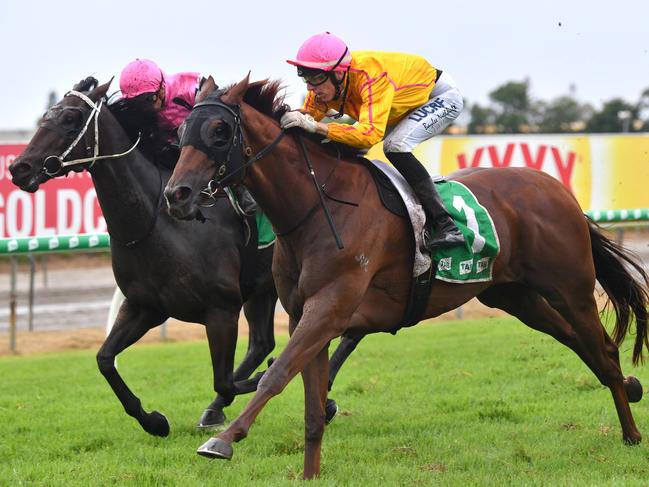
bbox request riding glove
[280,111,318,133]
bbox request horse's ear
[88,77,113,101]
[196,75,217,103]
[222,72,251,105]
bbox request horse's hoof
[623,433,642,446]
[197,408,226,430]
[325,398,339,425]
[624,376,643,403]
[140,410,170,437]
[197,437,233,460]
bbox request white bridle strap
[44,90,141,175]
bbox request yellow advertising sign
[368,134,649,211]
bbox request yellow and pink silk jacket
[301,51,439,149]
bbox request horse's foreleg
[328,334,363,391]
[96,300,169,436]
[198,308,240,429]
[323,333,365,424]
[199,291,278,429]
[302,343,330,479]
[234,288,277,380]
[197,297,350,461]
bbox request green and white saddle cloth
[432,181,499,283]
[224,187,276,249]
[256,211,276,249]
[367,159,499,283]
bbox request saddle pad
[433,181,500,283]
[256,211,276,249]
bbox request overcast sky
[1,0,648,130]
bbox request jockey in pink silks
[119,59,256,214]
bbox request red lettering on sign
[454,142,577,191]
[457,147,484,169]
[551,147,575,190]
[520,143,547,170]
[487,144,514,167]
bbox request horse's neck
[246,132,347,235]
[89,114,163,240]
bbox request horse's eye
[62,111,79,126]
[201,120,231,149]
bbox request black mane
[240,79,364,160]
[73,76,99,92]
[107,96,172,168]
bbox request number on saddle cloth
[432,181,500,283]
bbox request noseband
[40,90,141,177]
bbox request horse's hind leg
[478,283,641,444]
[198,288,278,429]
[96,299,169,436]
[324,333,365,424]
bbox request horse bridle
[183,95,344,249]
[179,96,285,203]
[39,89,164,248]
[40,90,141,177]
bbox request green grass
[1,317,648,486]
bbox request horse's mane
[107,94,173,168]
[73,76,99,93]
[238,79,364,160]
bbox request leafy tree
[467,103,496,134]
[488,80,531,133]
[536,95,593,133]
[637,87,649,131]
[586,98,637,133]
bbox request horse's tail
[588,217,649,365]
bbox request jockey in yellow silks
[281,32,465,251]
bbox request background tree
[536,95,593,133]
[488,79,531,133]
[467,103,496,134]
[637,87,649,131]
[586,98,637,133]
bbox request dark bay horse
[9,77,279,435]
[164,75,649,479]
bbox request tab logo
[459,259,473,275]
[438,257,452,271]
[476,257,490,273]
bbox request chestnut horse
[9,77,280,434]
[164,75,649,479]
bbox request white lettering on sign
[35,191,56,235]
[57,189,82,234]
[0,188,106,238]
[6,191,33,237]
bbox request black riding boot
[231,184,258,216]
[412,178,465,251]
[385,151,465,251]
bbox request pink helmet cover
[120,59,165,99]
[287,32,351,72]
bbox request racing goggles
[297,68,330,87]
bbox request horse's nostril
[9,161,30,179]
[165,185,192,205]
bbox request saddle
[361,158,434,331]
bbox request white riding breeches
[383,71,464,153]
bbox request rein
[41,90,141,177]
[40,89,159,248]
[190,97,346,249]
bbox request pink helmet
[120,59,165,99]
[286,32,352,72]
